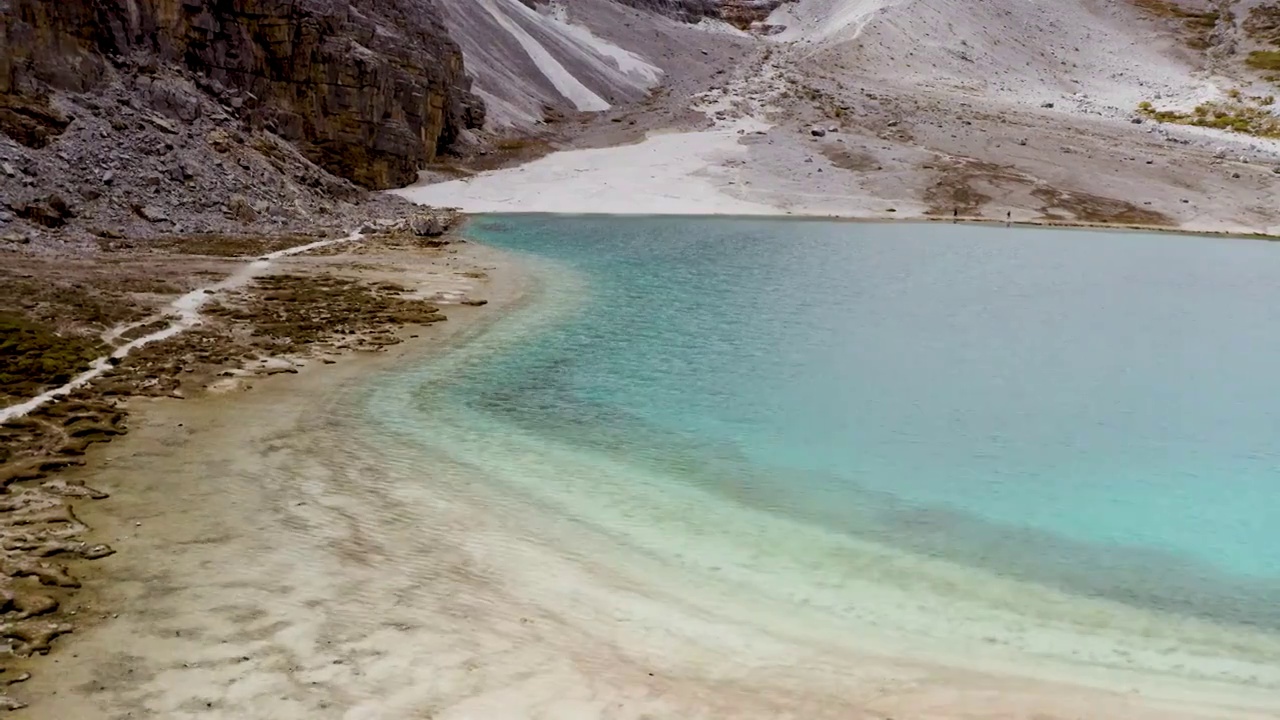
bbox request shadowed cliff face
[612,0,786,25]
[0,0,485,189]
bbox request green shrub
[1247,51,1280,71]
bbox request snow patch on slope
[478,0,611,111]
[543,2,664,85]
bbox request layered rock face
[612,0,786,26]
[0,0,485,189]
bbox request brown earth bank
[0,220,501,712]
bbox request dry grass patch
[923,159,1028,216]
[1246,50,1280,71]
[1138,96,1280,137]
[1130,0,1222,49]
[820,145,879,172]
[143,233,327,258]
[1033,187,1173,226]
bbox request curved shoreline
[9,229,1280,718]
[353,249,1280,710]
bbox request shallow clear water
[369,216,1280,641]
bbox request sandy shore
[6,231,1279,719]
[0,230,511,712]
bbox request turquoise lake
[369,215,1280,636]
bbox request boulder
[206,129,235,153]
[10,194,74,228]
[410,213,448,237]
[137,205,170,223]
[0,94,71,149]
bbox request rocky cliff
[612,0,786,26]
[1,0,484,189]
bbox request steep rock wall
[0,0,485,189]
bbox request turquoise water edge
[362,215,1280,680]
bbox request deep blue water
[389,216,1280,631]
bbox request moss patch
[0,314,105,404]
[143,233,327,258]
[1246,50,1280,71]
[1138,97,1280,137]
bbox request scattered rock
[1041,101,1055,108]
[809,127,826,137]
[206,129,236,153]
[410,215,447,237]
[10,194,74,228]
[144,114,179,134]
[0,94,71,149]
[227,195,258,223]
[136,205,170,223]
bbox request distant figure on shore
[1006,210,1012,226]
[953,207,959,223]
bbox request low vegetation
[0,314,105,403]
[1246,50,1280,71]
[1138,95,1280,138]
[1130,0,1221,50]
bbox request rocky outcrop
[0,0,485,189]
[611,0,721,21]
[718,0,790,28]
[612,0,787,27]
